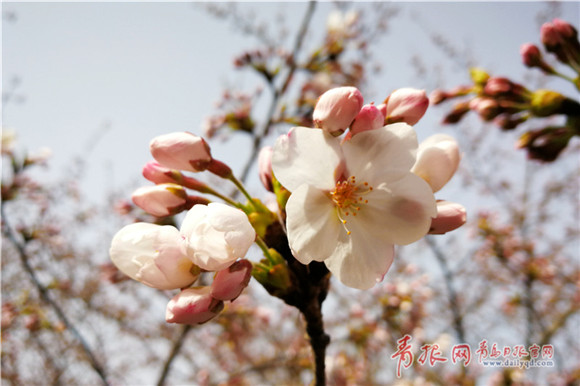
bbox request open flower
[272,123,436,289]
[180,203,256,272]
[109,223,200,290]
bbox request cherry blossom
[272,123,436,289]
[109,223,200,290]
[180,203,256,272]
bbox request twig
[425,236,466,343]
[156,325,192,386]
[237,1,317,186]
[1,206,109,386]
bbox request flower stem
[255,236,277,265]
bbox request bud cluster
[431,18,580,162]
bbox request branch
[237,1,317,186]
[156,325,192,386]
[1,206,109,386]
[425,236,466,343]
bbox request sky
[2,1,579,202]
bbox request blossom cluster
[109,84,465,324]
[110,133,257,325]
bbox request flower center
[329,175,373,235]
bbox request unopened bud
[520,43,542,67]
[469,97,500,121]
[530,89,566,117]
[517,126,573,162]
[350,103,385,136]
[313,86,364,136]
[166,287,224,325]
[383,88,429,126]
[132,183,189,217]
[442,101,470,124]
[470,68,490,86]
[412,134,461,193]
[150,132,212,172]
[210,259,253,301]
[143,161,182,184]
[429,201,466,234]
[258,146,274,192]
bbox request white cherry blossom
[272,123,437,289]
[180,203,256,272]
[109,223,200,290]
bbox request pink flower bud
[313,86,364,136]
[132,183,189,217]
[210,259,253,301]
[412,134,461,193]
[429,201,466,234]
[541,22,563,47]
[553,18,577,40]
[142,161,182,184]
[520,43,542,67]
[150,132,212,172]
[483,77,512,96]
[258,146,274,192]
[349,104,385,136]
[166,287,224,325]
[469,97,500,121]
[384,88,429,126]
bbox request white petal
[286,184,342,264]
[342,123,418,184]
[271,127,343,192]
[324,223,395,290]
[371,173,437,245]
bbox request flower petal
[286,184,342,264]
[272,127,343,192]
[370,173,437,245]
[324,224,395,290]
[342,123,418,184]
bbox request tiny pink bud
[258,146,274,192]
[552,19,577,40]
[429,201,466,234]
[166,287,224,325]
[350,104,385,136]
[520,43,543,67]
[469,97,500,121]
[384,88,429,125]
[132,183,189,217]
[142,161,182,185]
[210,259,253,301]
[483,77,512,96]
[312,86,364,136]
[150,132,212,172]
[541,22,562,47]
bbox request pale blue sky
[3,2,579,200]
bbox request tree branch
[156,325,192,386]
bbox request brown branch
[156,325,192,386]
[237,1,317,186]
